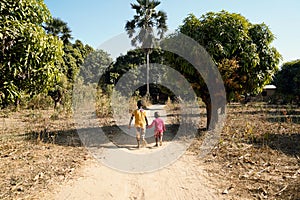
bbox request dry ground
[194,103,300,199]
[0,109,91,199]
[0,103,299,199]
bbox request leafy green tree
[43,17,94,108]
[43,19,86,83]
[125,0,167,95]
[179,11,281,100]
[0,0,64,107]
[47,41,94,108]
[79,49,113,84]
[63,40,94,83]
[73,40,94,59]
[274,59,300,104]
[164,10,281,129]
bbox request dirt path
[47,105,223,200]
[50,153,222,200]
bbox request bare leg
[141,128,147,147]
[154,137,158,147]
[136,129,140,148]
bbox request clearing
[1,103,299,199]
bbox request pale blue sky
[44,0,300,63]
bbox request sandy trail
[53,153,221,200]
[49,105,222,200]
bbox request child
[128,100,148,148]
[147,111,166,147]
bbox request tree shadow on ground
[22,124,186,149]
[230,110,300,117]
[249,133,300,156]
[93,124,180,148]
[266,116,300,124]
[23,127,91,147]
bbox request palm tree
[125,0,167,96]
[44,18,73,45]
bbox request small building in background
[251,84,277,102]
[261,84,276,97]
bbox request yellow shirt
[132,109,147,128]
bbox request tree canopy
[43,17,95,108]
[125,0,167,48]
[79,49,113,84]
[99,49,168,97]
[178,10,281,101]
[44,17,73,45]
[273,59,300,104]
[162,10,281,129]
[0,0,64,107]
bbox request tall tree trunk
[146,51,150,96]
[14,97,20,111]
[204,98,218,130]
[205,100,211,130]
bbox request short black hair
[137,100,143,107]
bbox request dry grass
[189,103,300,200]
[0,109,91,200]
[1,102,299,199]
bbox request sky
[44,0,300,64]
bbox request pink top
[148,118,166,133]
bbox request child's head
[137,100,143,108]
[154,112,160,118]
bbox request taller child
[128,100,148,148]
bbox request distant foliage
[273,59,300,104]
[99,49,167,97]
[79,49,113,84]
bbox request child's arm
[145,116,149,127]
[147,120,154,129]
[163,120,166,132]
[128,114,134,129]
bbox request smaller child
[147,112,166,147]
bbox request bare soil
[194,103,300,200]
